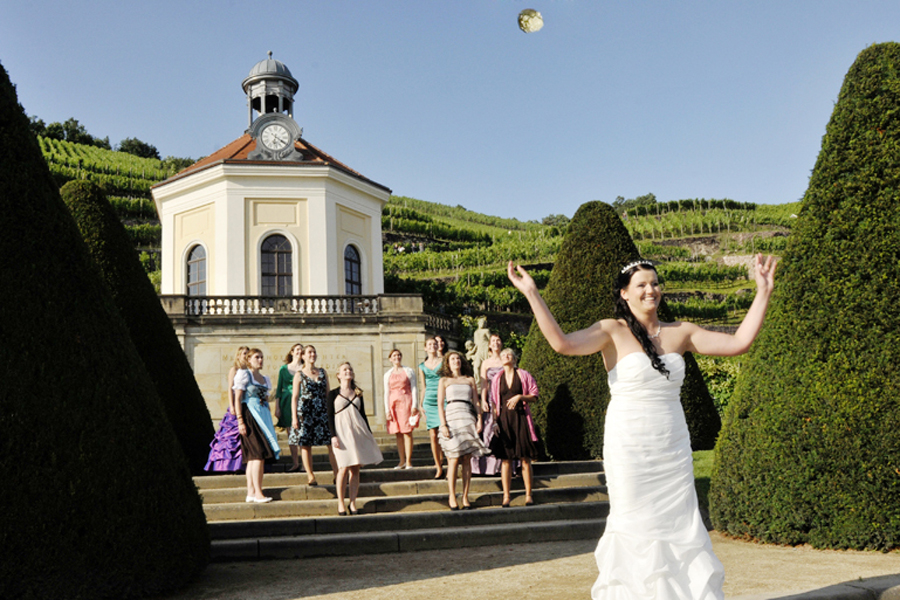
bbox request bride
[507,254,776,600]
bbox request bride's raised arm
[683,253,777,357]
[507,261,610,356]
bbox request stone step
[273,430,434,445]
[202,484,608,522]
[210,499,607,540]
[211,503,609,561]
[200,472,605,506]
[194,461,605,490]
[200,458,608,561]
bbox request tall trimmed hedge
[710,43,900,550]
[0,64,209,598]
[60,180,214,474]
[519,201,720,459]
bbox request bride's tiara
[620,260,655,274]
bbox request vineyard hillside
[384,194,800,327]
[38,135,171,286]
[33,136,799,345]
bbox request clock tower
[243,51,304,161]
[152,54,446,424]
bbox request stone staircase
[196,430,609,561]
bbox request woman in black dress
[488,347,540,507]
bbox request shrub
[519,201,720,459]
[0,63,208,599]
[60,180,214,475]
[710,43,900,550]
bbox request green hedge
[0,63,208,599]
[519,201,720,459]
[60,180,214,475]
[710,42,900,550]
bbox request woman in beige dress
[329,362,383,515]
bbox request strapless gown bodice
[608,352,685,401]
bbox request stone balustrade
[159,294,455,330]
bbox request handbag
[408,412,421,428]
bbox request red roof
[153,134,390,193]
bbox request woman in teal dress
[418,336,444,479]
[274,343,303,472]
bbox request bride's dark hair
[613,262,669,378]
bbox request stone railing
[159,294,457,335]
[425,311,456,333]
[169,295,382,316]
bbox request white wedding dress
[592,352,724,600]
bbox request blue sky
[3,1,899,222]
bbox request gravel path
[154,531,900,600]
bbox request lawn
[693,449,714,514]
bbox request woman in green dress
[274,343,303,471]
[418,336,444,479]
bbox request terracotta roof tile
[153,133,390,193]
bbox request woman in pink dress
[383,349,419,469]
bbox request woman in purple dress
[204,346,248,472]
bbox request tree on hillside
[0,64,208,599]
[612,192,657,215]
[711,42,900,550]
[118,136,160,159]
[519,201,720,459]
[28,115,110,149]
[162,155,195,173]
[60,179,214,474]
[541,213,570,227]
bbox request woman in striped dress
[437,351,490,510]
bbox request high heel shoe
[501,497,511,508]
[525,496,534,506]
[434,469,444,480]
[349,508,358,515]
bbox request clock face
[261,123,290,150]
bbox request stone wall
[162,294,454,427]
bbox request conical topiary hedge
[0,64,209,599]
[60,179,214,474]
[710,42,900,550]
[519,201,720,459]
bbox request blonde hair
[232,346,250,370]
[338,361,363,396]
[500,347,518,368]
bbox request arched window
[344,245,362,295]
[261,234,292,297]
[186,245,206,296]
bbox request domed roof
[242,52,298,92]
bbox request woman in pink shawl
[488,347,539,507]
